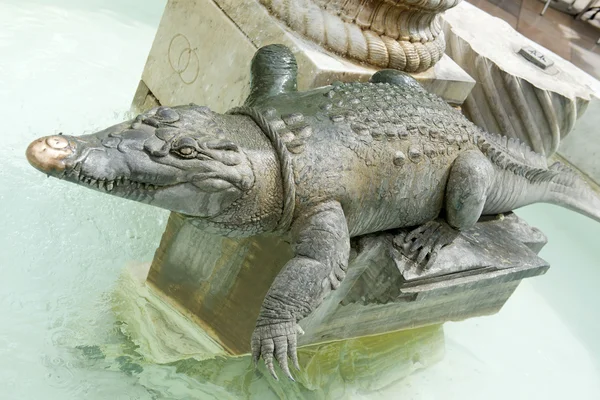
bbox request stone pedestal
[442,1,600,157]
[131,0,475,114]
[114,213,548,363]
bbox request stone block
[114,213,548,360]
[132,0,475,114]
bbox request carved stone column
[442,2,600,157]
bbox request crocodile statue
[26,44,600,381]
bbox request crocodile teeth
[98,180,106,190]
[90,179,97,186]
[107,182,114,191]
[72,163,82,178]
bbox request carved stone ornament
[443,2,600,157]
[258,0,461,72]
[26,45,600,381]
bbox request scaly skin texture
[26,44,600,381]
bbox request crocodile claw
[251,320,300,381]
[400,220,459,272]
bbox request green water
[1,0,599,398]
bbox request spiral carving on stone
[446,31,585,157]
[258,0,462,72]
[440,1,600,157]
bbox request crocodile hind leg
[403,150,495,271]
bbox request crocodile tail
[544,162,600,223]
[245,44,298,107]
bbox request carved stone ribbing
[259,0,461,72]
[449,42,577,157]
[442,2,600,157]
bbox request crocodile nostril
[46,136,69,149]
[26,135,74,174]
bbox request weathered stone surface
[442,1,600,156]
[131,80,160,114]
[113,262,229,364]
[133,0,475,113]
[117,213,548,361]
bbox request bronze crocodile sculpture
[26,44,600,381]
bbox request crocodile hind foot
[397,220,459,272]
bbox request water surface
[1,1,599,398]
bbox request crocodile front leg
[251,201,350,380]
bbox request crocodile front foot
[396,220,459,272]
[251,320,300,381]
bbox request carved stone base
[442,2,600,157]
[116,212,548,359]
[132,0,475,114]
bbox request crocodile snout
[26,135,74,173]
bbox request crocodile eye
[175,146,197,158]
[172,137,199,158]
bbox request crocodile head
[25,105,255,218]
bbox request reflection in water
[57,321,442,399]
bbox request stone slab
[133,0,475,114]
